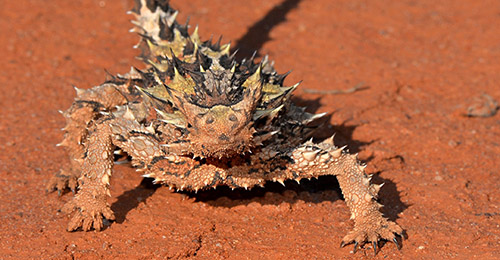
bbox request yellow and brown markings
[49,0,403,253]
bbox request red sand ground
[1,0,499,259]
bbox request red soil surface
[1,0,499,259]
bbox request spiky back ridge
[129,0,315,158]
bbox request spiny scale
[48,0,403,253]
[128,0,322,158]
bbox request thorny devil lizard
[47,0,403,253]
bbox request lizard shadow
[111,177,161,224]
[233,0,302,60]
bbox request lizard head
[142,52,292,158]
[150,55,263,158]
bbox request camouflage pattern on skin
[48,0,402,253]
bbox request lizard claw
[61,188,115,231]
[353,241,359,253]
[393,237,400,250]
[341,218,403,254]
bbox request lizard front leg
[48,83,129,194]
[61,115,168,231]
[289,138,403,252]
[224,137,403,252]
[333,153,403,253]
[61,121,116,231]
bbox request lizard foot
[61,190,115,231]
[340,219,403,254]
[46,170,78,195]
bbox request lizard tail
[129,0,204,65]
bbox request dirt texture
[0,0,499,259]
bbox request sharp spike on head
[254,63,262,77]
[276,70,292,84]
[145,124,155,134]
[261,55,269,67]
[123,106,135,120]
[167,10,179,27]
[289,81,301,92]
[215,35,222,49]
[192,41,199,55]
[230,48,239,59]
[221,42,231,55]
[253,104,284,120]
[173,66,181,77]
[191,25,200,43]
[250,51,257,62]
[310,112,327,121]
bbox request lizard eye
[205,117,214,124]
[228,114,237,122]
